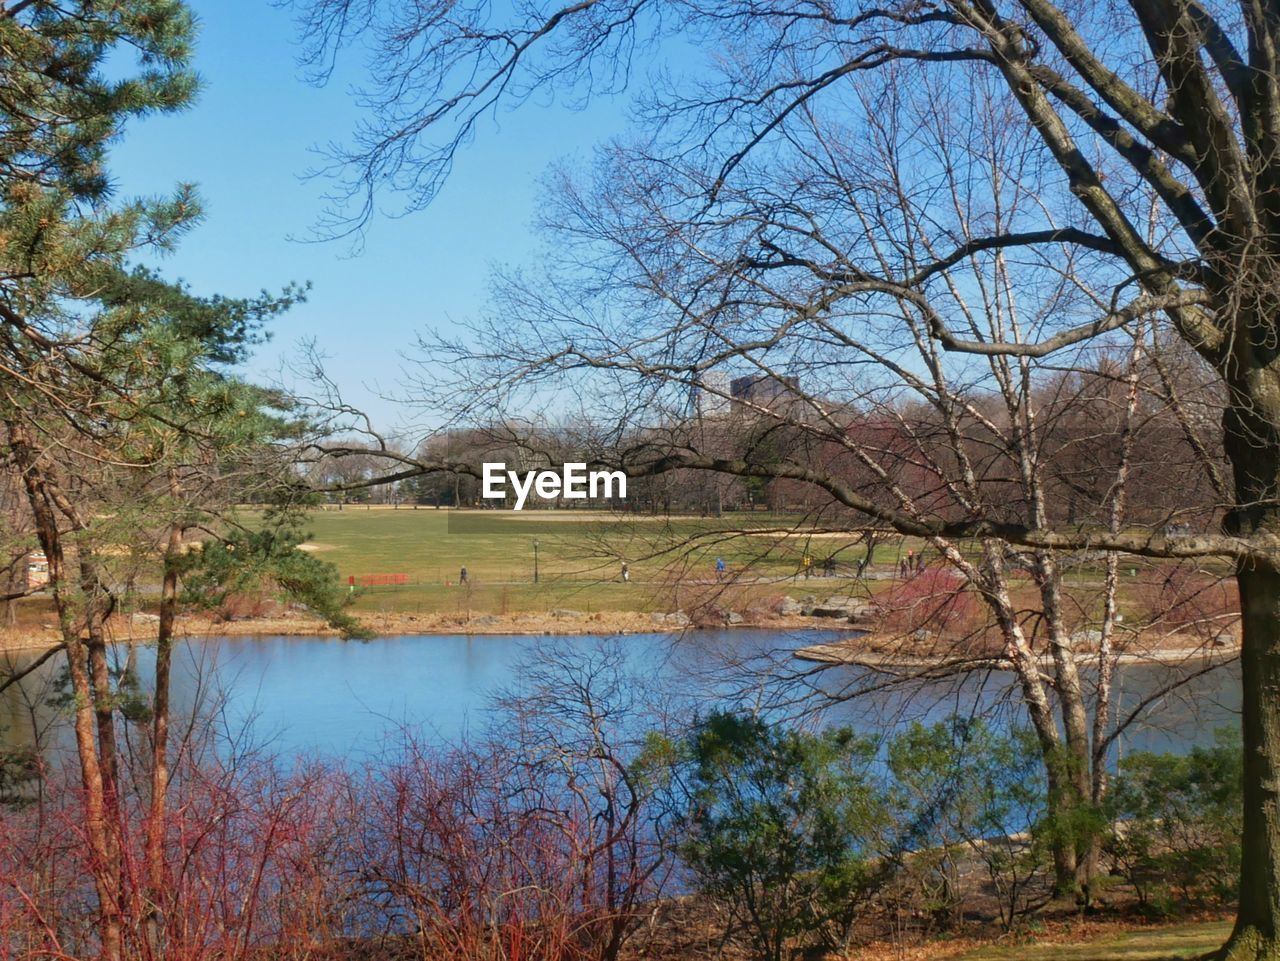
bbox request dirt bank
[794,635,1242,668]
[0,608,858,656]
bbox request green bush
[1107,728,1242,909]
[672,711,888,961]
[888,717,1053,929]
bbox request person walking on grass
[715,557,726,581]
[459,565,469,586]
[621,561,630,583]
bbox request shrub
[0,750,357,961]
[1106,728,1242,910]
[353,740,600,961]
[0,639,673,961]
[669,711,888,961]
[877,569,980,640]
[1135,563,1238,638]
[888,717,1053,930]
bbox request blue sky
[110,0,631,432]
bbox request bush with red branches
[1136,563,1239,639]
[0,641,671,961]
[876,568,981,640]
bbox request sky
[109,0,631,432]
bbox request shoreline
[0,608,862,657]
[793,639,1242,669]
[0,609,1240,670]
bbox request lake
[0,630,1242,762]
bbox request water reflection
[0,631,1241,763]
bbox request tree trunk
[9,427,122,961]
[1035,553,1096,900]
[1223,561,1280,959]
[80,551,119,800]
[1220,383,1280,960]
[146,478,183,956]
[977,542,1081,894]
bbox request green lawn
[234,506,1229,623]
[956,922,1230,961]
[268,506,883,615]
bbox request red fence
[350,573,410,587]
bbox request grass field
[244,506,1233,628]
[274,506,893,616]
[955,921,1230,960]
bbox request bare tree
[291,0,1280,944]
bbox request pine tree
[1,6,354,957]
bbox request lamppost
[533,538,540,584]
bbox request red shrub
[0,730,665,960]
[1137,564,1239,639]
[877,568,980,639]
[2,752,367,961]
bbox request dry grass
[949,921,1230,961]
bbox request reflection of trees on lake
[0,633,1239,768]
[0,648,64,766]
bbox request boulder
[827,594,863,608]
[778,596,803,616]
[810,596,872,619]
[653,611,693,628]
[808,605,848,618]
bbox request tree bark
[974,542,1081,891]
[1220,377,1280,960]
[79,550,119,801]
[1035,553,1095,899]
[145,473,183,956]
[8,426,122,961]
[1223,560,1280,959]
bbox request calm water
[0,630,1242,761]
